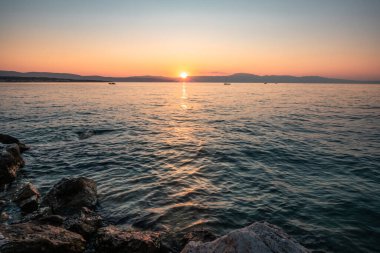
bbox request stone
[180,222,310,253]
[0,134,29,153]
[22,206,53,223]
[181,229,217,248]
[0,222,86,253]
[0,212,9,222]
[42,177,97,215]
[13,182,40,214]
[0,199,6,207]
[0,144,25,185]
[63,207,102,239]
[94,225,162,253]
[38,214,66,226]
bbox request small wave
[75,129,119,140]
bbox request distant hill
[0,70,379,84]
[0,71,176,82]
[0,76,104,82]
[188,73,379,84]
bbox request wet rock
[63,207,102,239]
[22,206,53,222]
[77,130,96,140]
[1,212,9,222]
[0,134,29,153]
[180,221,310,253]
[42,177,97,215]
[0,222,86,253]
[25,206,101,239]
[13,182,40,214]
[181,229,217,248]
[94,225,162,253]
[0,144,25,185]
[38,214,66,226]
[0,199,6,208]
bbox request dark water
[1,82,379,252]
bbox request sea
[1,82,379,252]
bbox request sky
[0,0,379,80]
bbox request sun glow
[180,72,188,79]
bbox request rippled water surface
[1,82,379,252]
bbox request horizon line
[1,69,380,82]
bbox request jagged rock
[24,207,101,239]
[180,222,310,253]
[0,144,25,185]
[13,182,40,213]
[94,226,162,253]
[0,222,86,253]
[63,207,102,239]
[22,206,53,222]
[181,229,217,248]
[0,134,29,153]
[42,177,97,215]
[38,214,66,226]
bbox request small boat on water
[108,82,116,85]
[224,83,231,85]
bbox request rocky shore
[0,134,310,253]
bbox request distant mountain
[0,71,176,82]
[189,73,379,84]
[0,70,379,84]
[0,76,104,82]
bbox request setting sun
[180,72,188,79]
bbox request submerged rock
[77,130,96,140]
[0,134,29,153]
[42,177,97,215]
[181,221,310,253]
[0,144,25,186]
[94,225,162,253]
[0,222,86,253]
[13,182,40,214]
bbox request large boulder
[94,226,162,253]
[181,222,310,253]
[0,222,86,253]
[0,134,29,153]
[42,177,97,215]
[13,182,40,214]
[0,144,25,185]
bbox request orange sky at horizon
[1,1,379,80]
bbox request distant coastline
[0,76,105,82]
[1,70,379,84]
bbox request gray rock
[0,222,86,253]
[13,182,40,214]
[42,177,97,215]
[94,225,162,253]
[0,134,29,153]
[0,144,25,186]
[180,222,310,253]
